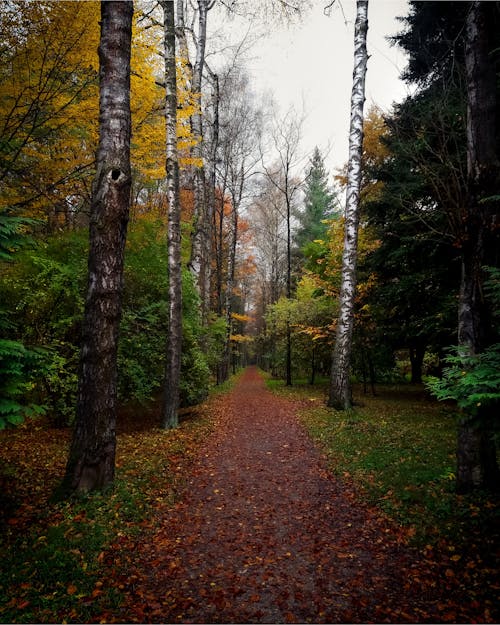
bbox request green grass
[266,375,499,546]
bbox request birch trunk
[188,0,210,322]
[161,0,182,430]
[285,190,292,386]
[328,0,368,410]
[62,0,133,494]
[456,0,500,492]
[221,196,239,383]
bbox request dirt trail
[113,367,441,623]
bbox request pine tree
[294,147,336,253]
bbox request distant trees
[262,108,304,385]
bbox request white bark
[160,0,182,429]
[188,0,211,322]
[328,0,368,410]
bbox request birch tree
[183,0,215,323]
[160,0,183,429]
[215,69,262,382]
[262,108,303,386]
[328,0,368,410]
[63,0,133,494]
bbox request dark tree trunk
[310,346,316,386]
[456,0,500,492]
[62,0,133,494]
[409,343,425,384]
[161,0,182,430]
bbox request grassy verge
[0,375,239,624]
[266,376,499,548]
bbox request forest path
[111,367,439,623]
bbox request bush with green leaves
[1,217,216,425]
[0,338,47,429]
[0,211,48,428]
[426,344,500,418]
[426,267,500,430]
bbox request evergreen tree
[294,147,336,254]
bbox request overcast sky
[211,0,411,177]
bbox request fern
[0,210,36,260]
[0,339,46,429]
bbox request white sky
[211,0,411,177]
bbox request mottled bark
[220,198,238,383]
[188,0,210,322]
[285,190,292,387]
[328,0,368,410]
[161,0,182,430]
[456,0,500,492]
[62,0,133,494]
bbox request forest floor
[1,366,499,623]
[96,367,497,623]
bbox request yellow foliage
[230,334,253,343]
[231,312,251,323]
[0,1,199,222]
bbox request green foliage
[0,211,52,428]
[426,345,500,419]
[263,280,335,381]
[180,269,210,406]
[1,230,87,425]
[0,218,215,424]
[0,339,46,429]
[294,147,338,255]
[426,267,500,423]
[0,210,36,260]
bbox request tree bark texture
[63,0,133,494]
[328,0,368,410]
[188,0,210,323]
[286,191,292,387]
[456,0,500,492]
[161,0,183,430]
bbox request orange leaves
[66,584,78,596]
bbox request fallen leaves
[1,369,499,624]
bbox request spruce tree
[295,147,336,254]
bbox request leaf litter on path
[100,367,496,624]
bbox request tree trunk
[328,0,368,410]
[62,0,133,494]
[409,343,425,384]
[188,0,210,322]
[310,346,316,385]
[456,0,500,492]
[285,193,292,386]
[161,0,182,430]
